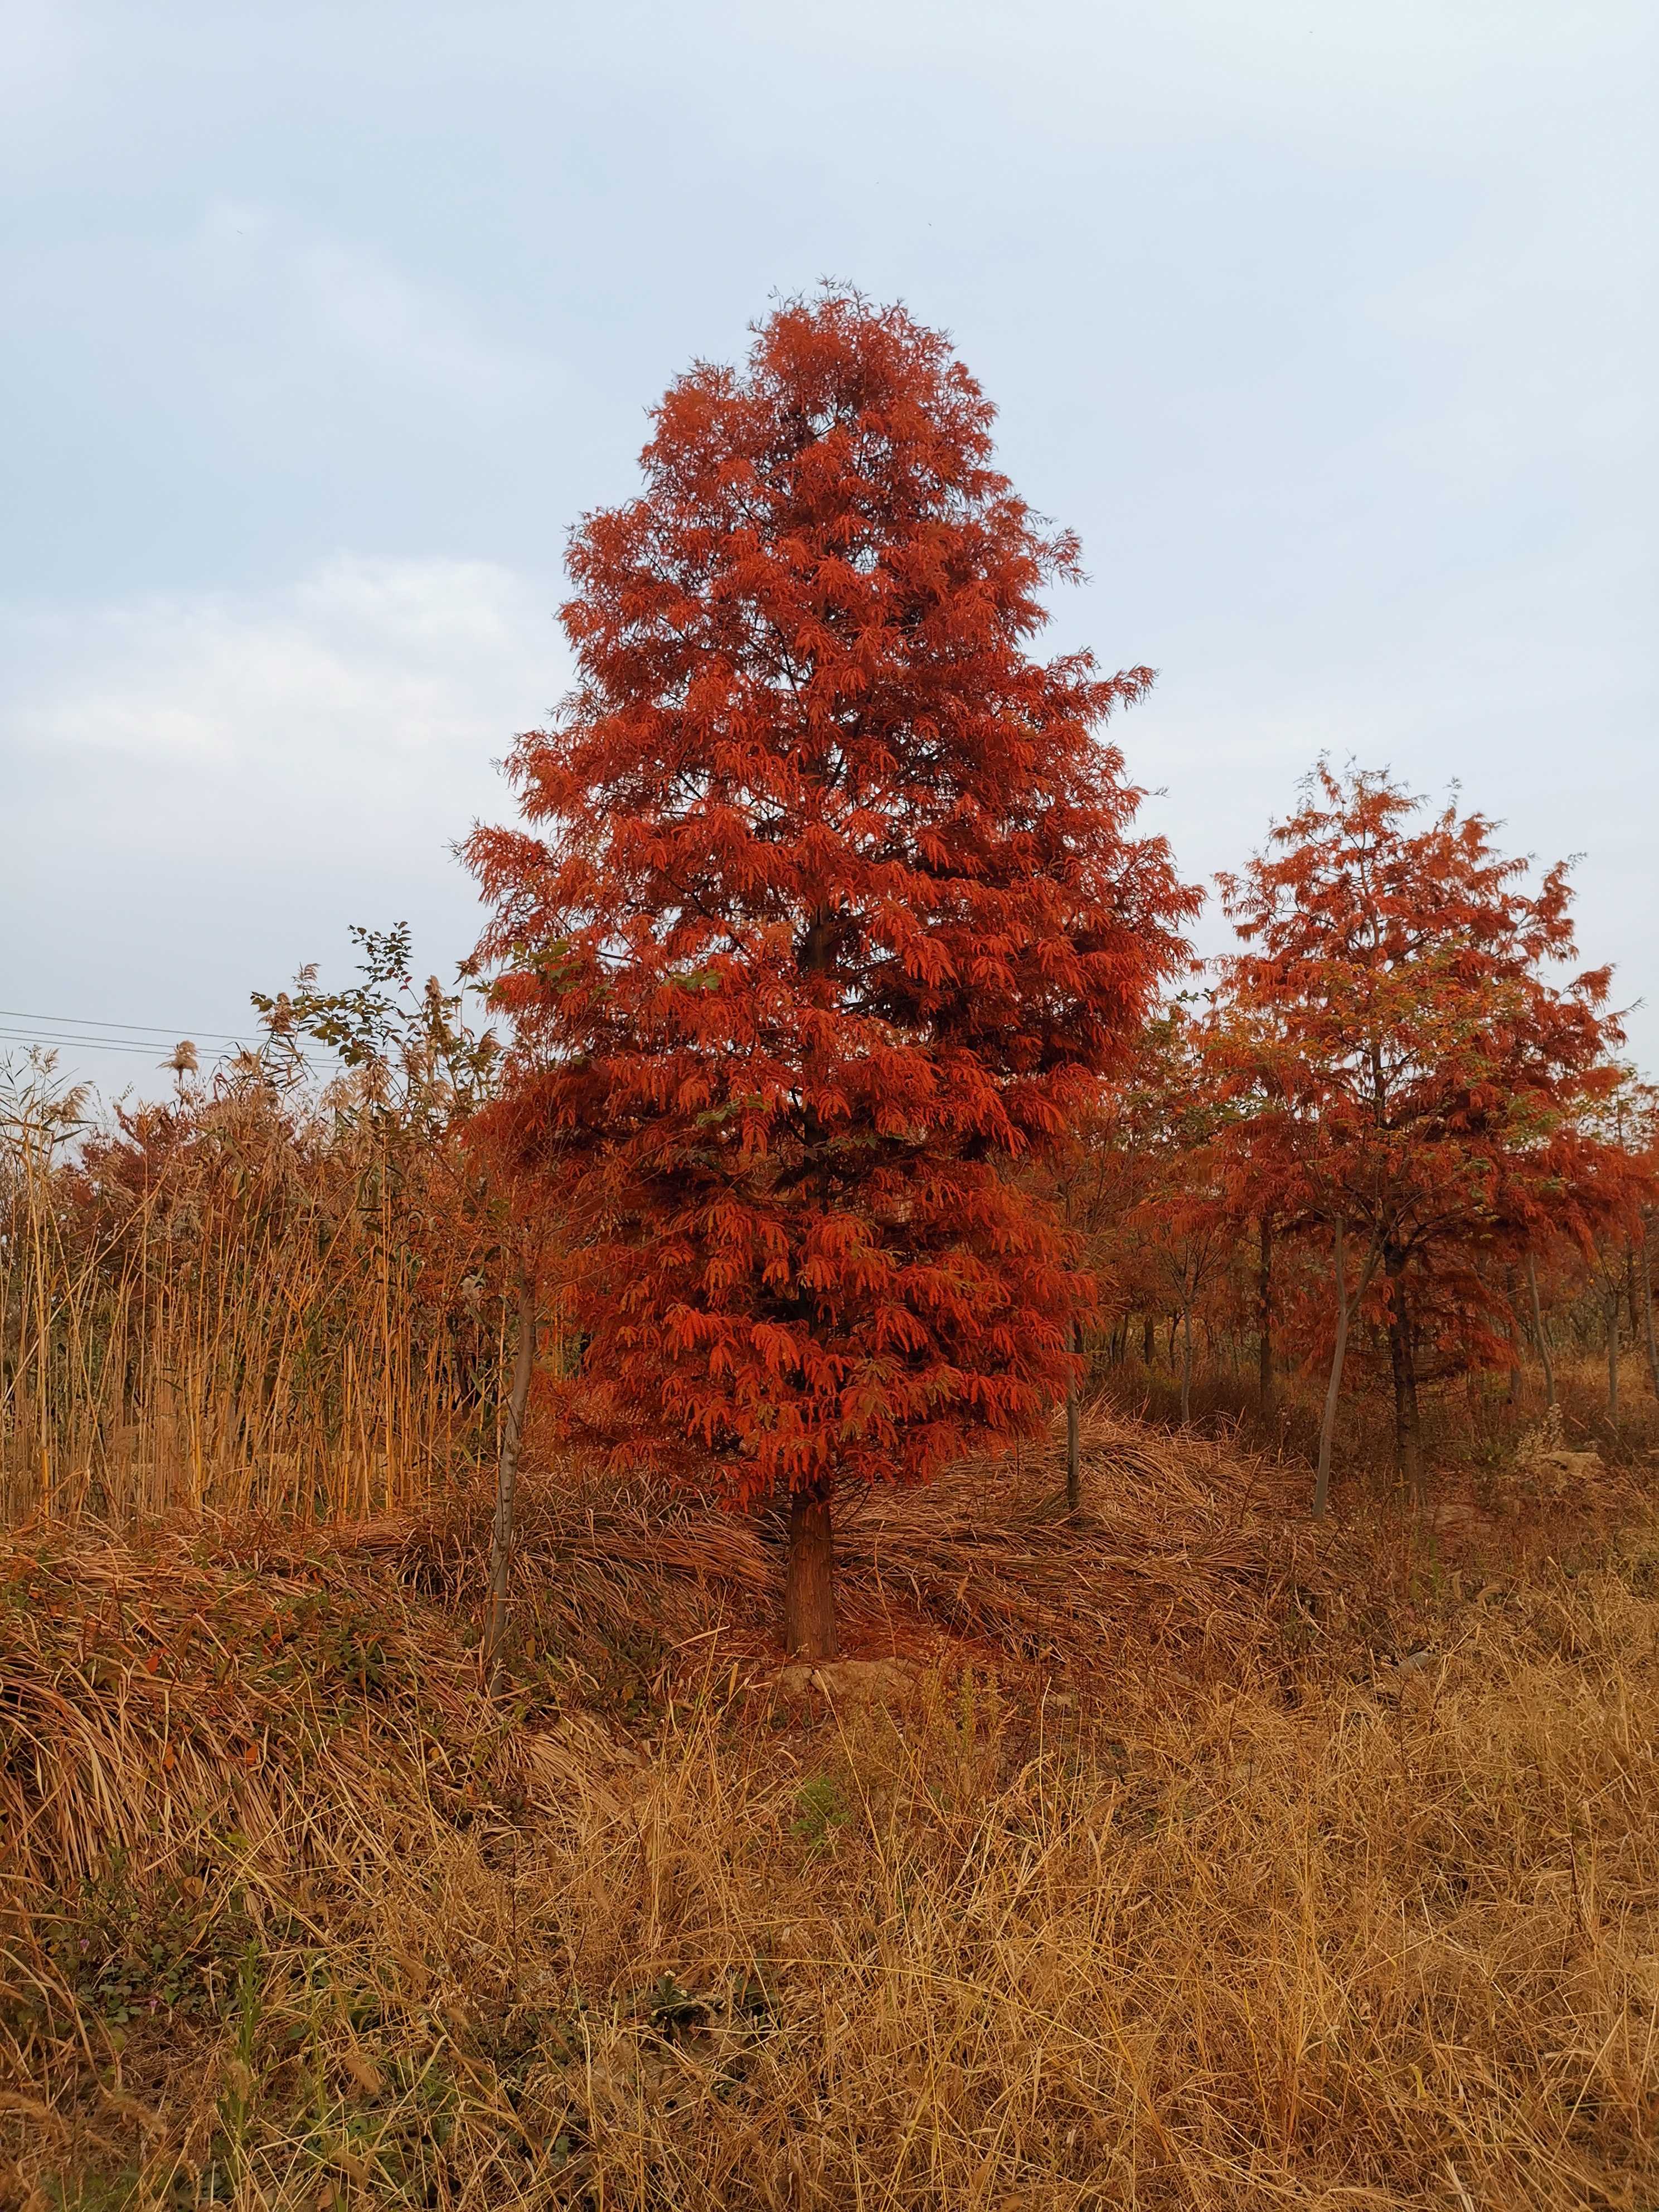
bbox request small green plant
[48,1856,258,2032]
[792,1773,850,1852]
[643,1973,707,2040]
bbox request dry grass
[5,1415,1658,2210]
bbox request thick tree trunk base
[784,1487,838,1661]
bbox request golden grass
[5,1417,1658,2210]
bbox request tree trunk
[1314,1226,1380,1520]
[1385,1253,1425,1503]
[1503,1265,1521,1405]
[1526,1250,1556,1409]
[784,1485,837,1660]
[1642,1228,1659,1401]
[1605,1285,1621,1427]
[1178,1299,1193,1425]
[1141,1315,1154,1367]
[1314,1221,1350,1522]
[1065,1321,1082,1514]
[1257,1216,1275,1414]
[481,1270,537,1691]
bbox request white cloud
[0,557,565,1086]
[7,553,560,786]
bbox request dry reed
[0,1056,508,1527]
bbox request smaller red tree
[468,292,1195,1655]
[1214,763,1626,1501]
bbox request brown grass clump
[5,1417,1659,2210]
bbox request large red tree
[468,292,1195,1656]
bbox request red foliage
[468,291,1195,1508]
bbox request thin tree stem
[1065,1318,1082,1515]
[1315,1226,1380,1520]
[482,1268,537,1693]
[1526,1250,1555,1410]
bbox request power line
[0,1006,257,1043]
[0,1018,337,1068]
[0,1025,258,1054]
[0,1031,187,1059]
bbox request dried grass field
[5,1410,1658,2211]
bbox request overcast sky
[3,0,1654,1100]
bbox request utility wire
[0,1013,337,1067]
[0,1025,260,1055]
[0,1006,261,1043]
[0,1032,191,1059]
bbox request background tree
[1117,1008,1230,1427]
[1214,764,1626,1501]
[1553,1071,1659,1427]
[467,290,1196,1657]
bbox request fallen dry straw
[372,1403,1336,1679]
[0,1527,495,1903]
[836,1404,1330,1661]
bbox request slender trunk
[1065,1321,1082,1514]
[1605,1285,1621,1427]
[1178,1298,1193,1426]
[1314,1223,1349,1521]
[1401,1330,1424,1498]
[481,1270,537,1691]
[784,1484,837,1660]
[1526,1250,1555,1409]
[1385,1251,1424,1503]
[1257,1216,1275,1414]
[1141,1315,1154,1368]
[1503,1265,1521,1405]
[1314,1227,1380,1520]
[1642,1228,1659,1401]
